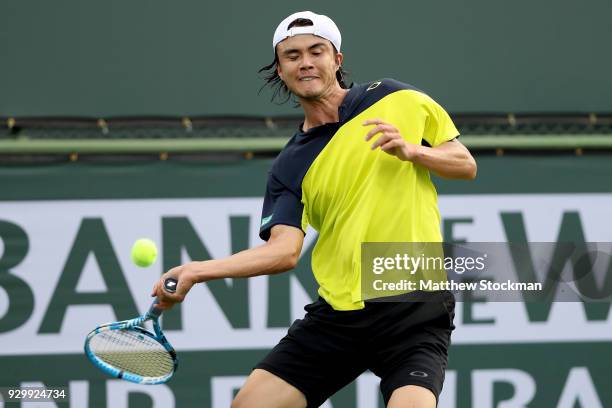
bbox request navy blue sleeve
[259,172,305,241]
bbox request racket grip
[148,278,179,317]
[148,302,164,317]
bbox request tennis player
[152,11,476,408]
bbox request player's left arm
[408,138,477,179]
[363,119,477,179]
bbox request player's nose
[299,56,314,70]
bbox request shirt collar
[296,82,362,136]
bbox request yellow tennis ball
[131,238,158,268]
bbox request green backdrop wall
[2,0,612,117]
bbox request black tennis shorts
[255,291,455,407]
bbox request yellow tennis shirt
[260,79,459,310]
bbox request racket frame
[84,303,178,384]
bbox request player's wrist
[400,143,421,162]
[190,260,217,283]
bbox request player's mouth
[299,76,318,81]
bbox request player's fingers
[156,283,166,301]
[365,124,396,141]
[364,124,384,141]
[176,279,190,297]
[156,298,172,310]
[153,278,163,297]
[371,133,396,150]
[362,118,386,126]
[153,277,184,305]
[156,289,176,310]
[380,138,404,151]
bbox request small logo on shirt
[261,215,273,227]
[367,81,382,91]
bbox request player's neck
[300,87,348,132]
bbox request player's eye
[314,46,327,54]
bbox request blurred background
[1,0,611,407]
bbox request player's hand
[363,119,419,162]
[150,263,200,309]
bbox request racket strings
[90,329,174,378]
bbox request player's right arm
[151,224,304,309]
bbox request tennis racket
[84,277,179,384]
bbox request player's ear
[335,52,344,70]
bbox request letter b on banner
[0,221,34,333]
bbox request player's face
[276,35,343,101]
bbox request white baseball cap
[272,11,342,53]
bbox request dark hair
[258,18,349,105]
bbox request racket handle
[164,277,178,293]
[149,277,179,317]
[149,302,163,317]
